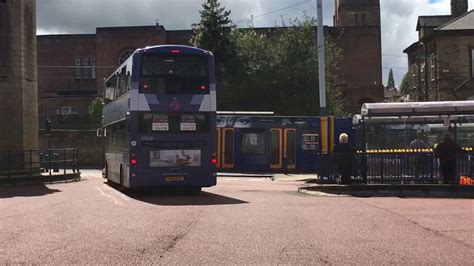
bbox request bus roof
[140,45,212,55]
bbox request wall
[37,34,97,128]
[437,34,474,100]
[408,33,474,101]
[95,26,168,91]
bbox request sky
[37,0,474,86]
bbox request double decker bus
[102,45,217,191]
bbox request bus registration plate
[165,176,185,182]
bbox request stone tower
[334,0,381,27]
[451,0,468,18]
[0,0,38,155]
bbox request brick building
[403,0,474,101]
[37,0,383,129]
[37,26,193,129]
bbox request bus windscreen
[141,54,209,95]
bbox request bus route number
[153,123,169,131]
[180,123,196,131]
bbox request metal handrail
[0,148,80,182]
[320,151,473,185]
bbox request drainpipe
[420,42,428,101]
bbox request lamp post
[317,0,326,116]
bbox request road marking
[220,177,270,182]
[219,178,240,181]
[102,184,130,201]
[96,187,125,206]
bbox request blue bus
[102,45,217,191]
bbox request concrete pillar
[0,0,38,169]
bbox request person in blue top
[410,133,429,178]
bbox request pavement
[300,184,474,198]
[1,170,473,264]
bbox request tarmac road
[1,170,473,264]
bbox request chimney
[451,0,468,18]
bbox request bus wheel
[119,166,125,191]
[105,164,114,185]
[104,163,109,180]
[188,187,202,195]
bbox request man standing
[333,133,356,185]
[410,133,429,178]
[434,132,464,184]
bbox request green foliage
[88,97,103,126]
[190,2,345,116]
[225,16,345,116]
[191,0,234,76]
[400,72,409,95]
[387,69,395,88]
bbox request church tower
[451,0,468,18]
[334,0,380,27]
[332,0,383,112]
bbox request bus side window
[117,67,127,97]
[126,71,131,92]
[105,76,117,104]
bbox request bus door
[270,129,296,170]
[218,128,235,169]
[284,129,297,170]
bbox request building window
[361,13,366,25]
[90,56,96,79]
[75,58,81,79]
[74,56,96,80]
[55,106,79,116]
[82,57,90,79]
[420,62,425,82]
[430,54,436,81]
[411,64,417,89]
[354,13,359,25]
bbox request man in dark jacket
[434,132,465,184]
[333,133,357,185]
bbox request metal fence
[0,148,80,182]
[320,152,474,184]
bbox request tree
[400,72,409,95]
[225,16,345,116]
[191,0,234,76]
[387,68,395,88]
[88,97,103,126]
